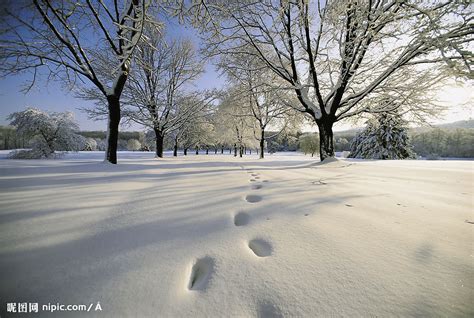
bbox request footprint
[250,179,256,182]
[254,176,260,180]
[262,180,269,183]
[188,257,214,291]
[234,212,250,226]
[248,239,272,257]
[245,195,262,203]
[251,184,262,190]
[251,173,259,177]
[258,301,283,318]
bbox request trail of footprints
[188,170,273,287]
[187,168,279,314]
[241,170,272,258]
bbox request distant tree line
[411,128,474,159]
[2,122,473,159]
[297,126,474,159]
[298,132,352,156]
[0,126,26,150]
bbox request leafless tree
[125,26,216,157]
[176,107,216,156]
[221,53,293,158]
[188,0,473,160]
[217,88,257,157]
[0,0,154,163]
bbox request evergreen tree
[349,113,415,159]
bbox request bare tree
[190,0,473,160]
[171,94,217,156]
[0,0,153,164]
[124,25,216,158]
[217,89,257,157]
[176,109,215,156]
[221,53,293,158]
[212,105,236,154]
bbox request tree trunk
[221,146,224,154]
[206,147,209,155]
[154,127,164,158]
[105,95,121,164]
[239,146,243,158]
[214,148,218,154]
[229,148,232,154]
[173,137,178,157]
[195,146,199,155]
[259,129,265,159]
[317,119,335,161]
[234,144,237,157]
[184,148,188,156]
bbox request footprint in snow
[234,212,250,226]
[258,301,283,318]
[251,184,263,190]
[246,195,262,203]
[248,239,272,257]
[250,179,257,182]
[251,173,259,177]
[188,257,214,291]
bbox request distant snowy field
[0,151,472,317]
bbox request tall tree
[218,89,257,157]
[221,53,292,158]
[169,94,217,156]
[191,0,473,160]
[125,26,213,157]
[1,0,152,163]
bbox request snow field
[0,152,473,317]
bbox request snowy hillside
[0,152,472,317]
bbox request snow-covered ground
[0,152,472,317]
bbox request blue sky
[0,10,471,132]
[0,15,225,131]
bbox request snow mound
[310,156,352,168]
[321,157,339,164]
